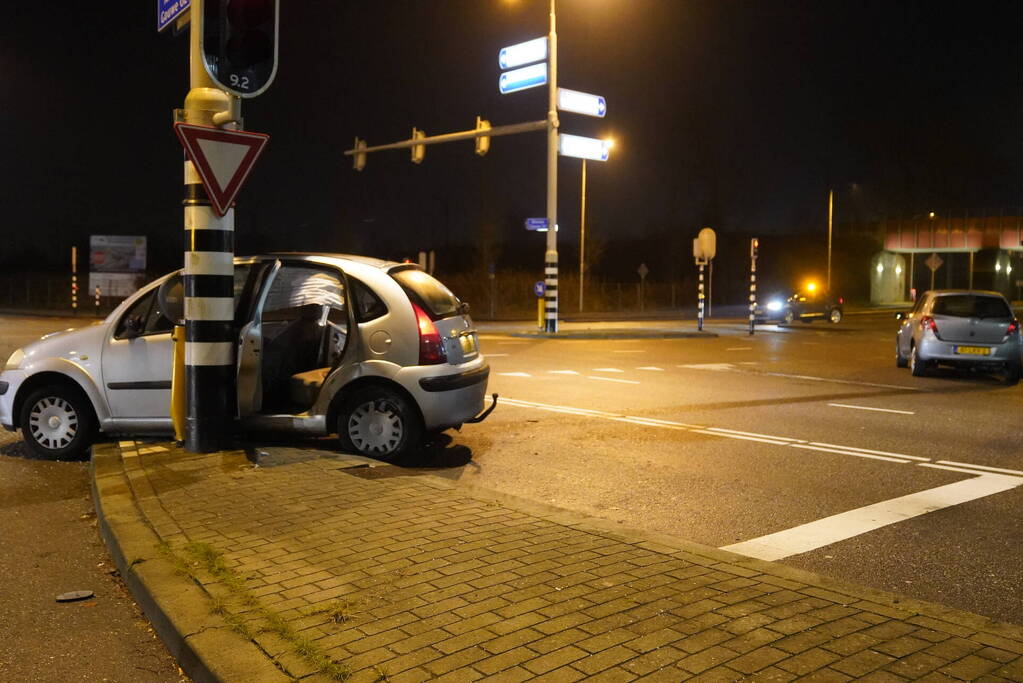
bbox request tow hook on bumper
[465,393,498,424]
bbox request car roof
[257,252,404,270]
[927,289,1005,298]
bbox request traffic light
[750,237,759,259]
[353,138,367,172]
[475,117,491,156]
[411,128,425,164]
[202,0,279,98]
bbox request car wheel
[19,384,96,459]
[338,386,423,462]
[828,308,843,324]
[895,336,908,368]
[1004,362,1021,386]
[782,309,795,325]
[909,344,929,377]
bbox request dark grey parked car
[895,290,1021,383]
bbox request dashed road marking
[587,376,640,385]
[592,367,625,373]
[636,366,664,371]
[677,363,736,371]
[726,347,752,351]
[548,370,579,375]
[486,353,510,357]
[828,403,915,415]
[498,372,532,377]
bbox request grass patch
[157,540,350,681]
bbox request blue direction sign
[534,281,546,297]
[157,0,190,32]
[525,217,549,231]
[499,63,548,94]
[557,88,607,118]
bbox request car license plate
[955,345,991,356]
[460,333,477,354]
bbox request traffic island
[93,440,1023,681]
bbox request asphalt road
[0,315,184,682]
[448,312,1023,626]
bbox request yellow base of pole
[170,325,186,443]
[537,298,544,329]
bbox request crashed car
[0,254,495,460]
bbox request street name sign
[525,217,549,231]
[557,88,607,118]
[157,0,190,32]
[499,63,548,94]
[558,134,611,161]
[499,37,548,70]
[173,123,269,217]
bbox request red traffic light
[202,0,279,98]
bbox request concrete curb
[502,329,719,340]
[91,443,289,683]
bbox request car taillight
[838,297,844,305]
[921,315,938,333]
[413,303,446,365]
[1008,319,1021,335]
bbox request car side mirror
[156,273,184,326]
[459,301,471,316]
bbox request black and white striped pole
[697,261,705,331]
[544,0,560,334]
[749,237,759,335]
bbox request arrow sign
[173,123,269,217]
[499,63,548,94]
[557,88,607,118]
[558,134,612,161]
[499,37,548,70]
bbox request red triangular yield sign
[173,123,269,217]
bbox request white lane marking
[636,366,664,371]
[722,474,1023,561]
[677,363,736,371]
[612,349,646,354]
[758,371,920,391]
[937,461,1023,477]
[548,370,580,375]
[829,403,915,415]
[486,353,510,357]
[587,376,641,385]
[705,427,803,443]
[790,443,911,464]
[592,367,624,373]
[808,442,929,462]
[726,347,752,351]
[498,372,532,377]
[500,397,923,465]
[496,341,529,345]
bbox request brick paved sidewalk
[93,440,1023,682]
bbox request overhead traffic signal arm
[344,118,545,171]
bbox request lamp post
[543,0,560,333]
[579,158,587,311]
[827,189,833,292]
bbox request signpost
[638,263,649,312]
[559,134,612,162]
[925,252,944,291]
[498,37,548,70]
[157,0,191,32]
[557,88,606,118]
[693,228,716,331]
[749,238,759,336]
[499,64,548,94]
[173,124,269,216]
[525,217,550,231]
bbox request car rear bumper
[918,336,1022,366]
[396,359,491,431]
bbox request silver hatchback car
[0,254,494,460]
[895,289,1021,384]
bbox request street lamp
[579,138,614,311]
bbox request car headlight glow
[766,300,783,312]
[4,348,24,370]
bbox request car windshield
[391,268,460,319]
[931,294,1012,319]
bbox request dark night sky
[5,1,1023,275]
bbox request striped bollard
[71,246,78,315]
[183,158,235,453]
[697,262,705,331]
[749,237,759,336]
[544,249,558,334]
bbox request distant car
[0,254,495,460]
[895,289,1021,384]
[756,289,844,325]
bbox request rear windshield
[931,295,1012,319]
[391,268,460,319]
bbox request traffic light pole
[180,0,238,453]
[544,0,560,333]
